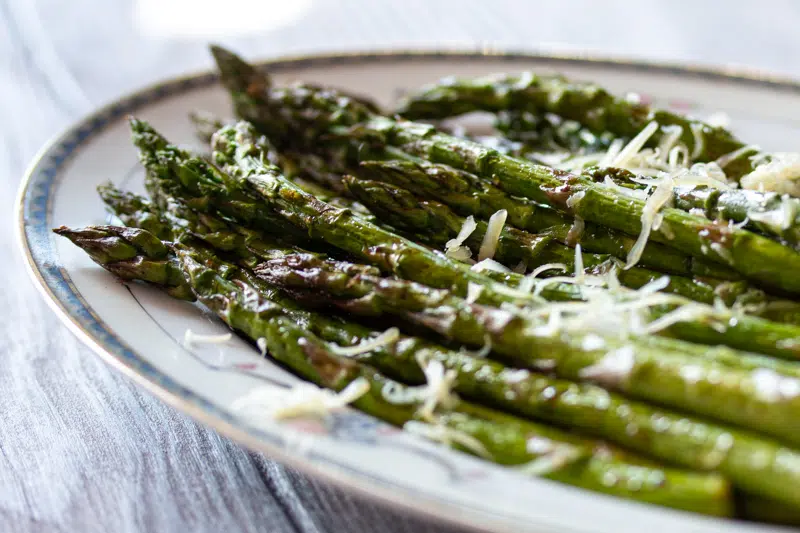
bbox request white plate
[17,50,800,533]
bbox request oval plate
[17,51,800,533]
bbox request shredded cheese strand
[741,153,800,195]
[471,258,511,273]
[445,215,477,259]
[256,337,268,356]
[478,209,508,261]
[626,175,674,269]
[611,121,659,168]
[578,346,636,387]
[183,329,232,348]
[331,327,400,357]
[233,378,370,420]
[404,420,492,459]
[414,353,460,421]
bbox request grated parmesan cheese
[741,153,800,196]
[625,175,675,269]
[381,353,460,420]
[656,125,683,162]
[517,443,584,476]
[529,263,568,279]
[705,111,731,128]
[478,210,508,261]
[233,378,370,420]
[183,329,232,348]
[689,123,706,160]
[639,303,712,335]
[715,144,759,169]
[566,190,586,209]
[518,263,567,294]
[567,215,586,244]
[414,353,460,421]
[460,334,493,359]
[471,258,511,273]
[404,419,492,459]
[256,337,268,356]
[599,138,625,167]
[581,334,607,351]
[611,121,659,168]
[331,327,400,357]
[445,215,477,260]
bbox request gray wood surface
[4,1,800,531]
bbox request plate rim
[16,48,800,533]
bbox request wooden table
[4,0,800,530]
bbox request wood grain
[3,0,800,531]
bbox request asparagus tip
[209,44,266,93]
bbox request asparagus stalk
[255,252,800,447]
[494,111,618,153]
[52,225,194,300]
[133,117,541,308]
[103,181,800,365]
[133,121,800,361]
[343,174,800,331]
[342,174,754,305]
[581,166,800,248]
[179,250,734,515]
[127,120,800,364]
[55,224,800,509]
[210,46,800,295]
[357,159,738,281]
[97,186,176,241]
[394,72,754,179]
[674,187,800,249]
[366,117,800,294]
[183,267,731,514]
[436,105,800,249]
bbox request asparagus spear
[133,117,541,308]
[102,179,800,364]
[394,72,754,179]
[126,119,800,364]
[210,47,800,295]
[55,224,800,509]
[255,252,800,447]
[369,118,800,294]
[178,251,734,514]
[342,174,756,305]
[97,187,176,241]
[133,120,800,361]
[491,111,619,167]
[675,187,800,247]
[52,225,194,300]
[357,159,739,281]
[580,166,800,249]
[343,174,800,330]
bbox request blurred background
[3,1,800,532]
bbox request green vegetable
[255,251,800,448]
[394,71,754,179]
[52,225,194,300]
[53,224,800,509]
[179,246,733,515]
[211,46,800,296]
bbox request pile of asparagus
[56,46,800,524]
